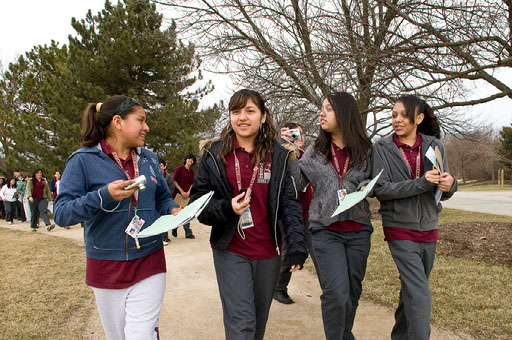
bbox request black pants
[15,200,26,222]
[276,219,319,292]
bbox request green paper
[331,170,383,218]
[137,191,214,238]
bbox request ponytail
[396,95,441,139]
[80,95,141,146]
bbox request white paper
[137,191,214,238]
[331,170,383,218]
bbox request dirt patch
[438,222,512,266]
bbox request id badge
[240,208,254,229]
[125,215,145,238]
[337,189,347,204]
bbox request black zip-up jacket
[189,140,308,267]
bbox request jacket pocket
[392,197,419,224]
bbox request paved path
[2,220,472,339]
[442,190,512,216]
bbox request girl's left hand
[290,264,302,272]
[438,172,454,192]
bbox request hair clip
[96,102,103,113]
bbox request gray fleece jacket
[372,133,458,231]
[289,144,373,231]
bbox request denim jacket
[55,145,179,260]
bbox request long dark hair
[81,95,141,147]
[31,169,43,182]
[396,95,441,139]
[314,92,372,168]
[218,89,278,167]
[6,177,16,188]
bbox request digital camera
[124,175,147,191]
[288,128,301,141]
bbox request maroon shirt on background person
[172,164,195,198]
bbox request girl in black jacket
[190,89,308,340]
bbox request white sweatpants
[91,273,166,340]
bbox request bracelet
[98,190,121,213]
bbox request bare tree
[155,0,511,137]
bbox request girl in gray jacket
[286,92,373,340]
[372,95,457,340]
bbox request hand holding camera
[108,175,147,201]
[280,127,301,142]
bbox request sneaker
[31,228,37,232]
[171,229,178,238]
[7,221,13,225]
[163,240,170,246]
[65,226,71,229]
[185,234,195,239]
[273,290,294,304]
[46,224,55,232]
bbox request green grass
[305,209,512,339]
[456,180,512,191]
[0,228,95,339]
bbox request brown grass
[0,227,96,339]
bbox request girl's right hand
[108,180,137,201]
[231,192,250,215]
[280,127,292,141]
[424,170,440,184]
[29,197,33,203]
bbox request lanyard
[331,143,350,185]
[233,150,259,194]
[109,145,140,206]
[398,146,421,179]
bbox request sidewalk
[2,219,472,339]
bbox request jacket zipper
[126,199,131,260]
[273,149,292,256]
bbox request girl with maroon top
[171,153,196,238]
[190,89,308,340]
[54,95,179,340]
[284,92,373,340]
[372,95,457,340]
[26,169,55,232]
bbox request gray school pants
[212,248,281,340]
[312,228,371,340]
[29,198,50,229]
[388,240,437,340]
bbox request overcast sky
[1,0,510,130]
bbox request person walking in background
[285,92,373,340]
[26,169,55,232]
[372,95,457,340]
[13,170,26,222]
[159,158,175,245]
[20,175,32,222]
[0,178,20,225]
[50,171,61,200]
[0,177,6,219]
[54,95,179,340]
[172,154,196,239]
[190,89,308,340]
[274,122,315,305]
[50,171,70,229]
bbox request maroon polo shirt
[327,143,365,233]
[384,133,438,243]
[32,179,46,199]
[225,139,277,260]
[85,139,166,289]
[173,164,195,198]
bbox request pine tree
[68,0,218,166]
[0,0,219,174]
